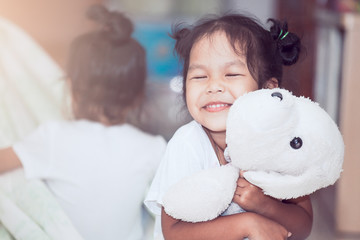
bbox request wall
[0,0,102,69]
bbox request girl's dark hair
[171,13,301,101]
[66,5,146,125]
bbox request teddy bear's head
[226,88,344,199]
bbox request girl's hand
[233,171,313,239]
[246,213,292,240]
[233,171,278,214]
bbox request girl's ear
[263,77,279,89]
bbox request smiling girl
[145,13,312,240]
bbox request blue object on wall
[133,21,181,82]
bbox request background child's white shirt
[13,120,166,240]
[144,120,219,239]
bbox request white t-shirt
[13,120,166,240]
[144,120,219,239]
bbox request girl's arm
[161,207,290,240]
[233,176,313,240]
[0,147,22,173]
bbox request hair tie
[278,29,289,40]
[280,31,289,40]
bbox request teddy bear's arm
[162,164,239,223]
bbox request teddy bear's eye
[271,92,283,101]
[290,137,303,149]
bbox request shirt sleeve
[144,131,204,216]
[144,122,219,239]
[13,122,53,179]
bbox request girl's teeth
[208,104,227,108]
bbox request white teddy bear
[163,88,344,223]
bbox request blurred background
[0,0,359,239]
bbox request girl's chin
[202,123,226,133]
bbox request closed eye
[226,74,242,77]
[192,76,207,80]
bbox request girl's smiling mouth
[203,102,232,112]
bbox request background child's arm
[161,207,290,240]
[233,176,313,240]
[0,147,22,173]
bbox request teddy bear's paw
[163,164,239,222]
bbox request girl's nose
[206,78,224,94]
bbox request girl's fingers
[237,178,249,188]
[239,170,245,178]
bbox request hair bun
[171,23,192,61]
[87,4,134,42]
[268,19,301,66]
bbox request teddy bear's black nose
[271,92,283,101]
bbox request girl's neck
[209,131,226,151]
[202,127,227,165]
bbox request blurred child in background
[0,5,166,240]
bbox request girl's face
[186,31,258,132]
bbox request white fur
[163,164,239,222]
[227,88,344,199]
[163,88,344,222]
